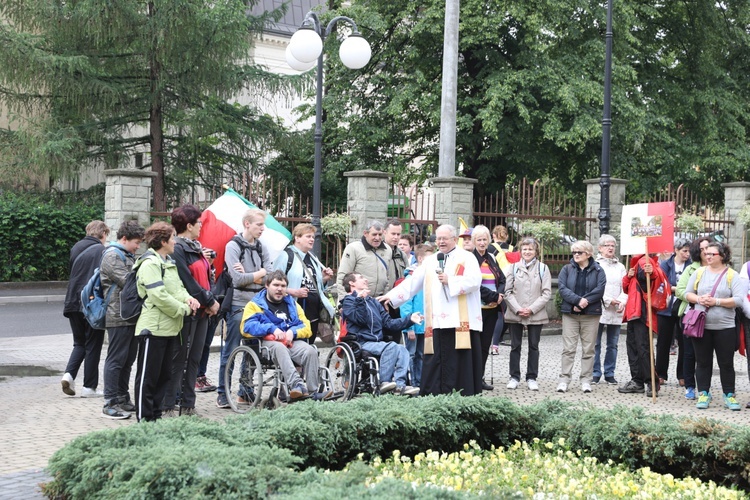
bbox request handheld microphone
[436,252,445,273]
[435,252,449,300]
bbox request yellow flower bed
[364,439,744,498]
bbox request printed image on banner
[619,202,675,256]
[198,188,292,277]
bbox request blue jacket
[341,292,413,343]
[658,254,692,317]
[558,257,606,315]
[241,289,311,341]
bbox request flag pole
[645,256,657,403]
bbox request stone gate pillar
[430,176,477,230]
[344,170,391,242]
[722,182,750,265]
[584,178,629,244]
[104,169,156,240]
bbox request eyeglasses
[191,220,203,226]
[704,252,719,257]
[572,251,586,256]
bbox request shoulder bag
[682,267,727,339]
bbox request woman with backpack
[684,241,744,411]
[503,237,551,391]
[133,222,200,422]
[162,205,220,417]
[272,223,335,344]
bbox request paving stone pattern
[1,330,749,498]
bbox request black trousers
[694,327,736,394]
[625,319,655,386]
[103,325,138,405]
[655,314,684,382]
[480,308,499,376]
[420,328,482,396]
[64,312,105,389]
[135,334,178,422]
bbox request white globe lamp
[339,34,372,69]
[286,46,316,72]
[288,27,323,64]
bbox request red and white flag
[198,188,291,276]
[620,202,675,256]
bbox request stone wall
[104,169,156,240]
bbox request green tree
[0,0,304,210]
[318,0,750,205]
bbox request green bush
[43,396,750,498]
[0,187,104,281]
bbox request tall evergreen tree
[0,0,304,210]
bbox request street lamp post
[287,12,371,256]
[598,0,614,237]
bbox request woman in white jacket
[592,235,627,385]
[503,238,552,391]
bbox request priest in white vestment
[381,224,484,396]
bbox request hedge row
[0,188,104,281]
[43,396,750,498]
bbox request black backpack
[120,252,164,322]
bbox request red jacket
[622,254,667,333]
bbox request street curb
[0,295,65,305]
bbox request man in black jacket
[61,220,110,397]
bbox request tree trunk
[149,1,165,212]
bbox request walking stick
[645,265,657,403]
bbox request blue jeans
[361,341,410,388]
[217,309,243,395]
[403,333,424,386]
[593,323,621,379]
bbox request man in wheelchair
[241,270,330,401]
[341,272,422,396]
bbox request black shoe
[646,384,659,397]
[592,376,601,384]
[618,380,645,394]
[605,376,618,385]
[482,381,494,391]
[216,393,230,409]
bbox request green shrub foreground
[43,396,750,498]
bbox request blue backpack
[81,247,126,329]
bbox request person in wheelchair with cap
[241,270,331,401]
[341,272,422,396]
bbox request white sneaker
[506,378,519,390]
[581,382,592,393]
[61,372,76,396]
[527,379,539,391]
[556,382,568,393]
[379,382,397,394]
[80,387,104,398]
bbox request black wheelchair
[224,338,333,413]
[323,333,385,401]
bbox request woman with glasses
[684,241,744,411]
[674,237,711,400]
[592,235,627,386]
[556,241,606,393]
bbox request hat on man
[459,228,473,239]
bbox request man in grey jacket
[100,220,145,419]
[336,220,393,299]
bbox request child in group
[400,243,434,387]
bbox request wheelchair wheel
[324,342,356,401]
[225,345,263,413]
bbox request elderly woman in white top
[684,241,744,411]
[592,235,627,386]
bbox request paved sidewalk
[1,329,749,498]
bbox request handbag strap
[699,267,728,310]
